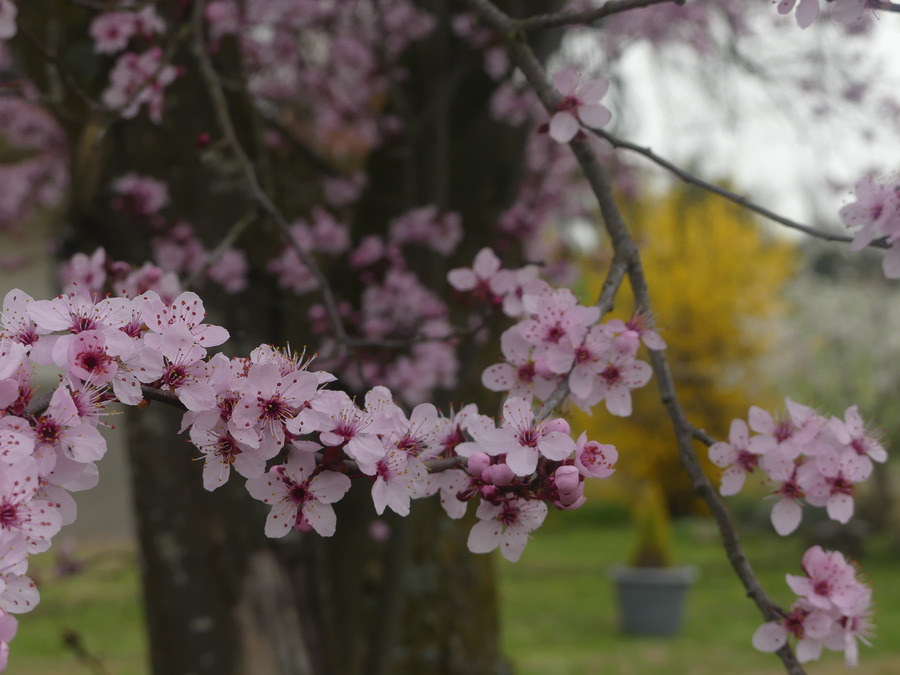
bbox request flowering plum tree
[1,1,899,674]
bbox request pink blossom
[0,534,39,619]
[0,457,61,554]
[580,349,652,417]
[605,312,667,354]
[467,496,547,562]
[748,399,825,461]
[838,176,900,259]
[0,290,41,350]
[800,448,870,524]
[708,419,761,496]
[0,417,34,465]
[829,405,887,468]
[205,0,241,43]
[754,545,873,666]
[481,326,557,401]
[246,444,351,537]
[102,48,178,124]
[141,291,229,358]
[362,447,427,517]
[777,0,820,29]
[762,452,805,536]
[520,288,599,362]
[28,292,133,362]
[205,248,249,294]
[319,388,398,465]
[323,172,367,207]
[32,386,106,470]
[473,397,575,476]
[546,324,611,399]
[832,0,879,24]
[190,422,269,491]
[423,469,472,519]
[447,247,506,299]
[548,68,611,143]
[112,174,170,217]
[60,248,107,295]
[0,609,17,670]
[573,432,617,479]
[230,362,319,452]
[787,546,865,613]
[90,12,137,54]
[133,6,165,37]
[389,206,462,256]
[824,584,874,666]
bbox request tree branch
[589,127,886,248]
[512,0,678,32]
[190,0,352,348]
[466,1,805,672]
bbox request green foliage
[628,481,675,568]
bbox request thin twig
[184,211,257,289]
[16,24,103,113]
[190,0,352,347]
[590,127,885,248]
[25,382,466,474]
[466,1,805,672]
[511,0,678,32]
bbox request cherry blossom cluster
[0,284,230,667]
[0,275,621,668]
[752,545,872,666]
[95,5,176,125]
[839,174,900,278]
[86,1,174,123]
[0,98,69,234]
[204,0,435,158]
[709,398,886,536]
[298,206,465,405]
[233,381,615,563]
[450,247,660,417]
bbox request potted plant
[609,481,697,636]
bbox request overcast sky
[572,8,900,236]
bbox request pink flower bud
[483,463,516,486]
[368,519,391,543]
[554,465,581,494]
[544,418,570,435]
[555,494,587,510]
[467,452,491,476]
[480,484,498,500]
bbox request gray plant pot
[609,565,698,636]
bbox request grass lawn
[498,502,900,674]
[11,502,900,674]
[14,542,149,675]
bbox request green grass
[498,502,900,674]
[14,543,149,675]
[10,504,900,674]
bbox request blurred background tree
[575,184,796,514]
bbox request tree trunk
[14,1,559,672]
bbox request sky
[569,5,900,238]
